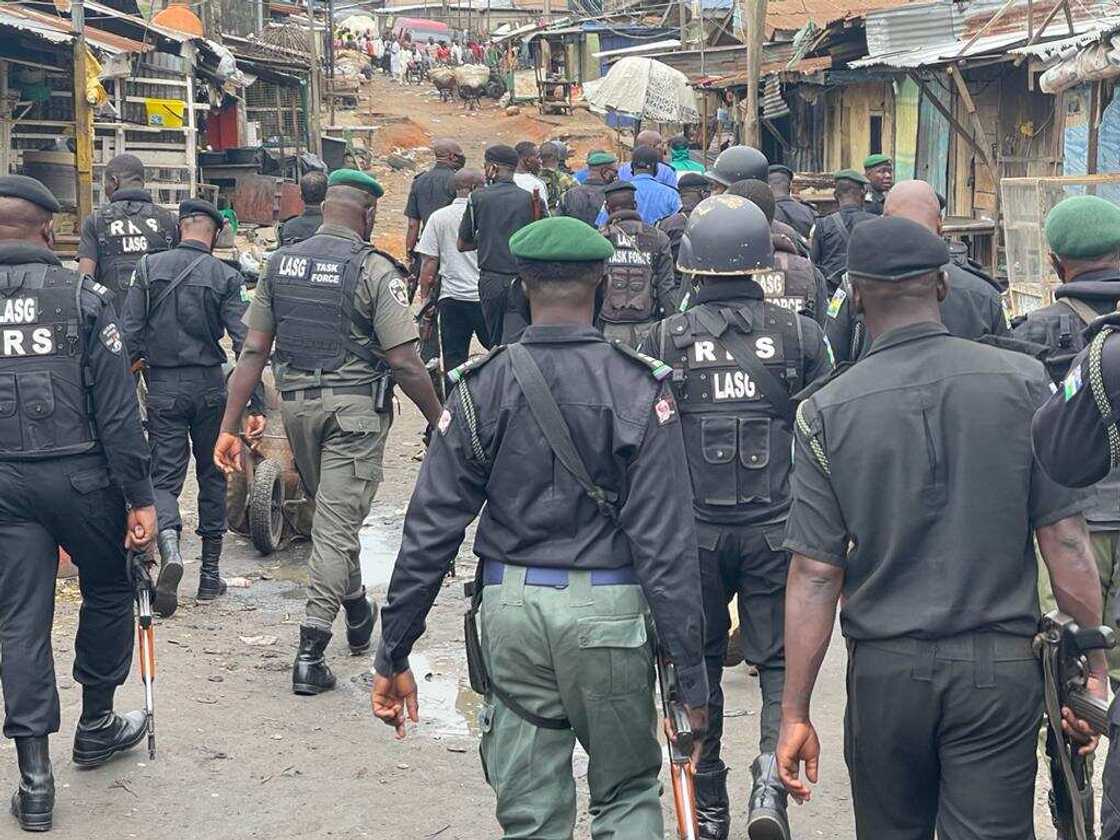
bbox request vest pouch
[693,415,738,506]
[737,416,772,504]
[0,374,19,452]
[19,371,56,452]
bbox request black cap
[484,144,519,168]
[0,174,60,213]
[178,198,223,228]
[677,173,708,191]
[602,180,637,196]
[768,164,793,179]
[847,217,949,281]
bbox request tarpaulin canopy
[584,56,700,124]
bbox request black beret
[484,144,520,168]
[179,198,223,228]
[677,173,709,191]
[632,145,660,169]
[0,174,60,213]
[847,216,949,281]
[603,180,637,196]
[768,164,794,179]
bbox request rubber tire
[248,458,285,556]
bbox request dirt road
[2,71,1078,839]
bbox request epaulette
[369,246,410,277]
[448,345,507,384]
[80,275,112,300]
[609,340,672,381]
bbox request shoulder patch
[437,408,453,435]
[240,285,251,302]
[1064,364,1083,401]
[448,345,507,384]
[388,275,410,308]
[82,277,111,299]
[653,387,678,425]
[826,287,846,319]
[610,340,672,380]
[100,323,123,354]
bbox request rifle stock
[657,651,699,840]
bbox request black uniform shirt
[557,179,608,228]
[120,240,250,369]
[810,205,877,286]
[375,324,708,707]
[864,189,886,216]
[774,195,816,240]
[785,322,1085,641]
[277,206,323,246]
[0,242,152,507]
[405,163,457,225]
[458,178,545,275]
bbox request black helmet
[704,145,769,188]
[677,194,774,276]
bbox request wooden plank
[1088,80,1101,174]
[1013,0,1067,65]
[73,41,94,221]
[948,66,998,181]
[956,0,1017,57]
[910,73,994,174]
[0,62,10,177]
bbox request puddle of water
[409,647,482,739]
[359,501,405,587]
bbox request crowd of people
[2,120,1120,840]
[332,28,501,85]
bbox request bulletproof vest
[600,224,656,324]
[658,301,804,518]
[94,201,175,294]
[771,245,817,319]
[268,234,379,373]
[0,264,97,459]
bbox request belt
[482,560,639,588]
[281,384,373,402]
[855,631,1035,688]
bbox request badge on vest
[0,326,55,357]
[100,323,123,355]
[1064,364,1083,401]
[0,296,37,326]
[108,218,161,253]
[826,287,847,319]
[654,390,678,425]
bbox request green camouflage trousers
[478,566,663,839]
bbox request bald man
[824,179,1008,363]
[617,130,678,187]
[405,139,465,294]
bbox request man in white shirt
[450,40,463,65]
[513,140,549,208]
[416,168,489,375]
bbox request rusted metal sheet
[232,175,279,225]
[278,181,303,222]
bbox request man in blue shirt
[597,145,681,226]
[576,131,677,187]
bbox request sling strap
[1059,297,1105,330]
[146,254,209,315]
[507,343,620,522]
[693,307,796,424]
[829,211,850,244]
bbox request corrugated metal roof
[851,29,1023,67]
[766,0,913,36]
[0,2,150,55]
[1008,15,1120,60]
[863,0,959,56]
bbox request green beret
[510,217,614,262]
[327,168,384,199]
[863,154,892,170]
[1045,195,1120,259]
[833,169,869,186]
[587,151,617,166]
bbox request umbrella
[584,56,700,124]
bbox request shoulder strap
[829,212,850,244]
[610,340,672,380]
[693,306,796,424]
[1088,328,1120,470]
[148,253,209,314]
[1059,298,1102,330]
[506,343,619,523]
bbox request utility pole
[306,12,323,156]
[679,0,687,48]
[72,0,94,221]
[326,0,336,127]
[743,0,766,147]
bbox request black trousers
[0,453,133,738]
[439,297,491,374]
[478,270,517,347]
[146,365,227,536]
[845,634,1042,840]
[1103,704,1120,840]
[697,521,788,771]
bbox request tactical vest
[770,251,817,319]
[0,264,97,460]
[658,301,804,520]
[600,225,656,324]
[94,201,175,294]
[268,234,380,373]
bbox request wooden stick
[956,0,1017,58]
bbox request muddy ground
[1,71,1090,839]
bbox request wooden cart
[537,75,575,116]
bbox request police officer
[0,175,157,832]
[768,164,816,240]
[277,171,328,246]
[1014,194,1120,686]
[458,144,546,345]
[215,170,443,697]
[777,215,1104,839]
[121,198,265,618]
[405,139,464,285]
[810,169,876,291]
[639,194,832,840]
[703,144,769,196]
[557,151,617,227]
[597,180,680,347]
[826,180,1008,362]
[862,153,893,215]
[538,141,575,213]
[659,173,710,296]
[726,179,829,325]
[370,216,708,838]
[77,154,177,296]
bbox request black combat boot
[72,687,146,769]
[153,528,183,618]
[292,626,337,696]
[341,588,379,655]
[10,737,53,832]
[747,753,791,840]
[196,535,226,601]
[694,766,731,840]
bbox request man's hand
[1061,671,1108,756]
[685,704,708,767]
[371,669,420,739]
[244,413,267,441]
[214,431,244,475]
[776,718,821,804]
[125,505,157,550]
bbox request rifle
[657,650,699,840]
[129,549,158,760]
[1036,610,1115,840]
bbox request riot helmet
[704,145,769,190]
[677,194,774,276]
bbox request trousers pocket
[579,614,651,698]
